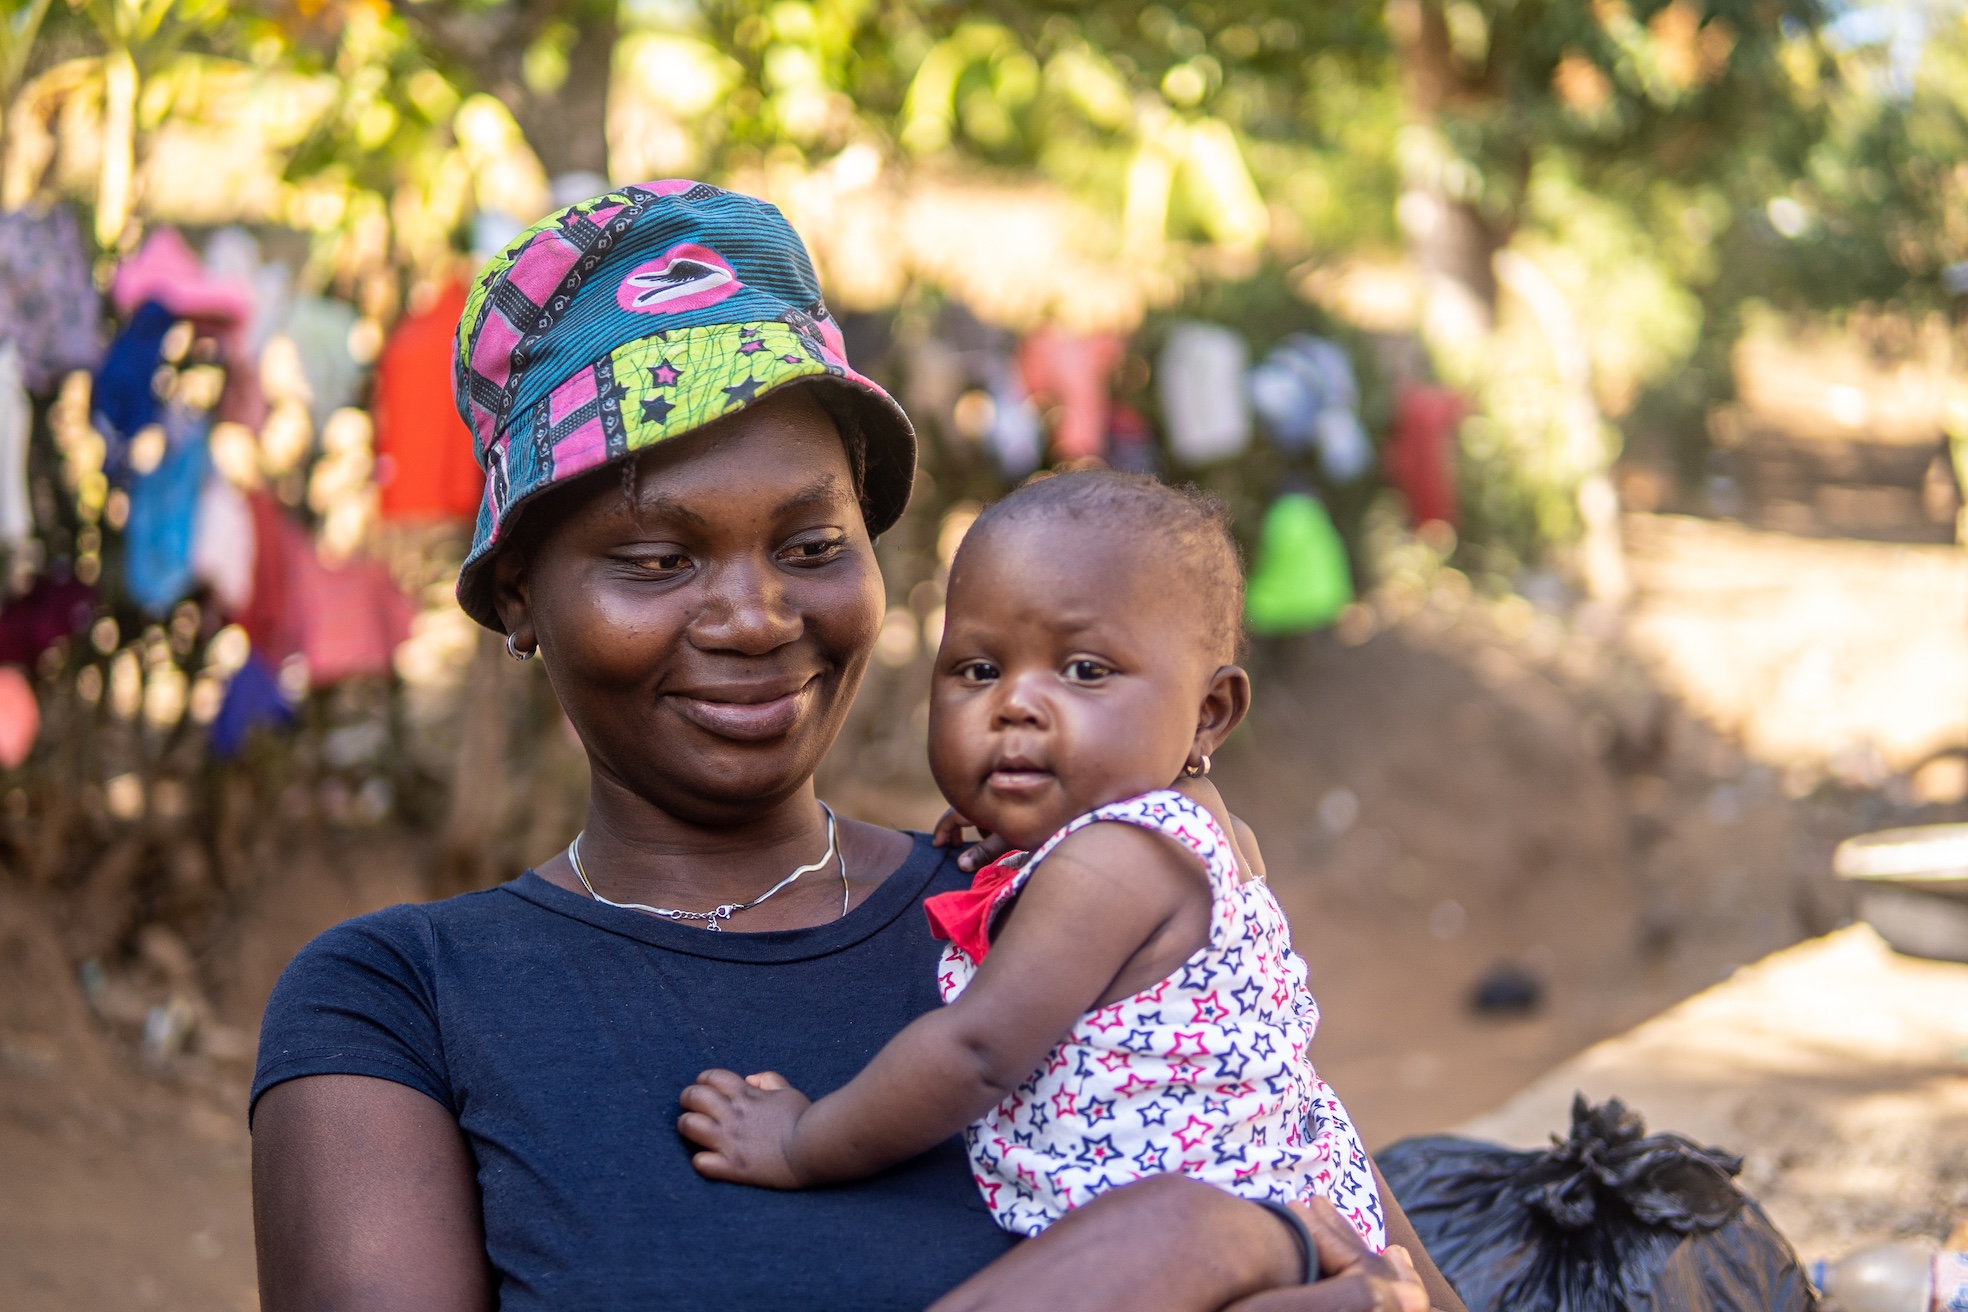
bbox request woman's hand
[676,1069,813,1189]
[1222,1200,1428,1312]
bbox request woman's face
[494,390,885,826]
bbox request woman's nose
[689,556,803,654]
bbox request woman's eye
[632,551,691,574]
[1064,659,1111,683]
[781,536,846,565]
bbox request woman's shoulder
[285,882,529,974]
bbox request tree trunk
[1391,0,1504,355]
[512,18,614,179]
[438,626,520,895]
[392,1,615,180]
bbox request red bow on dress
[923,853,1029,965]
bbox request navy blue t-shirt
[253,833,1017,1309]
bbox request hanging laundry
[190,474,255,615]
[0,665,39,769]
[1314,408,1374,485]
[93,302,177,467]
[202,227,291,358]
[0,574,94,667]
[1017,328,1124,464]
[372,283,484,522]
[111,227,251,326]
[204,228,290,432]
[0,343,32,547]
[983,357,1043,479]
[0,205,101,390]
[209,652,294,759]
[1248,335,1374,482]
[123,428,211,615]
[1245,491,1354,635]
[294,550,415,686]
[237,491,305,664]
[1157,321,1251,465]
[1385,385,1464,528]
[281,294,365,434]
[1108,404,1164,477]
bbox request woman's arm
[928,1175,1430,1312]
[253,1074,493,1312]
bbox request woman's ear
[491,549,537,654]
[1193,664,1252,760]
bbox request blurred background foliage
[4,0,1968,879]
[10,0,1965,529]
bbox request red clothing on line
[1384,385,1464,528]
[373,283,483,522]
[237,491,305,663]
[1017,329,1124,463]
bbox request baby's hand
[677,1069,813,1189]
[930,807,1011,873]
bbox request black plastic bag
[1378,1095,1818,1311]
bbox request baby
[677,470,1385,1247]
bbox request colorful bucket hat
[452,180,915,631]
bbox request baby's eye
[955,660,1000,684]
[1063,659,1111,683]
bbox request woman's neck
[535,771,885,932]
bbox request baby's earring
[1183,753,1212,778]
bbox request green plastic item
[1245,492,1353,634]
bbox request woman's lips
[670,680,816,741]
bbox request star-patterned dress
[932,790,1386,1243]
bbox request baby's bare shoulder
[1040,819,1209,897]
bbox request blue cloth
[253,835,1017,1309]
[122,426,208,614]
[209,653,293,757]
[93,301,175,468]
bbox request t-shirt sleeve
[250,904,452,1123]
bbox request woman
[251,183,1462,1311]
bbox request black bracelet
[1255,1199,1317,1285]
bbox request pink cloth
[1017,329,1124,463]
[295,553,414,685]
[0,665,39,769]
[112,229,252,325]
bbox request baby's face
[928,517,1220,850]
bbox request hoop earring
[1183,753,1212,778]
[505,632,536,662]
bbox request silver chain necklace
[566,803,846,931]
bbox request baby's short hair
[963,470,1245,662]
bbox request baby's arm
[677,822,1210,1189]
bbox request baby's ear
[1196,663,1252,750]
